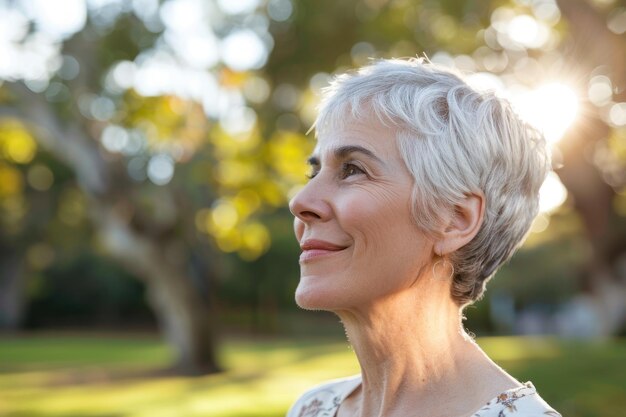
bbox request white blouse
[287,375,562,417]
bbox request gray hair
[315,58,550,307]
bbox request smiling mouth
[299,239,348,263]
[299,248,347,263]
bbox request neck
[336,283,516,417]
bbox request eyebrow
[306,145,384,166]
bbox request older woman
[287,58,561,417]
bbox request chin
[295,277,344,311]
[295,276,359,312]
[295,284,328,310]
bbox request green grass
[0,333,624,417]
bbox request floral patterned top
[286,375,561,417]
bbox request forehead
[314,117,399,159]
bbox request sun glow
[539,171,568,214]
[512,83,579,144]
[509,83,576,215]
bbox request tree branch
[3,81,110,196]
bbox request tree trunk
[0,247,25,331]
[146,271,221,375]
[4,81,222,375]
[95,205,221,374]
[554,0,626,336]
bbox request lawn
[0,333,624,417]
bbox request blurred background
[0,0,625,416]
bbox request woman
[287,58,561,417]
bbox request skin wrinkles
[292,119,430,313]
[290,116,518,417]
[307,144,386,172]
[306,147,390,183]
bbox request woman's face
[289,117,435,312]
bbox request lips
[299,239,348,262]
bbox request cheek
[339,190,431,275]
[339,189,412,246]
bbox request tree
[2,0,625,380]
[0,0,309,374]
[549,0,626,335]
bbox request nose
[288,178,332,224]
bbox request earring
[432,258,454,280]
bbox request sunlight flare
[513,83,579,144]
[539,171,568,214]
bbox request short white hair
[315,58,550,306]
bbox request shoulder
[286,375,361,417]
[472,382,562,417]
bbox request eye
[341,162,365,179]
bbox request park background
[0,0,625,416]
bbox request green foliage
[1,0,625,355]
[25,252,154,328]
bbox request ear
[434,192,485,256]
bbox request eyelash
[306,162,365,180]
[340,162,364,179]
